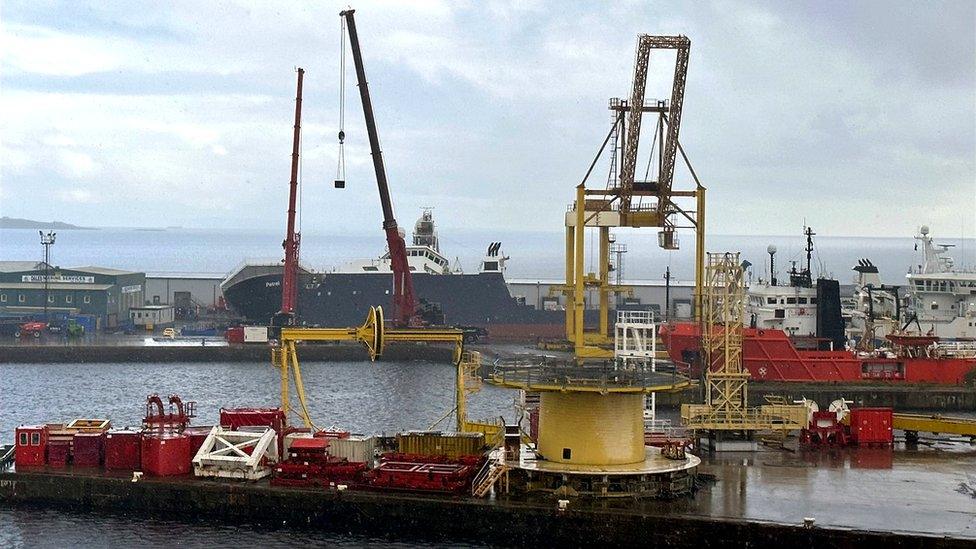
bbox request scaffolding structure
[681,253,806,432]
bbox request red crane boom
[340,10,416,326]
[276,67,304,326]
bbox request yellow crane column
[599,226,610,339]
[573,184,586,349]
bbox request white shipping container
[328,436,377,465]
[243,326,269,343]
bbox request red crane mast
[340,10,416,326]
[276,67,304,326]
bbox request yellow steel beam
[275,305,467,430]
[893,413,976,437]
[598,226,610,339]
[573,185,585,352]
[694,186,705,322]
[565,224,575,341]
[490,375,693,394]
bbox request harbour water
[2,227,975,284]
[3,360,976,544]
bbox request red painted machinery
[14,425,48,467]
[143,393,195,433]
[18,322,46,339]
[367,461,476,494]
[801,411,850,447]
[140,393,195,476]
[104,429,142,470]
[271,437,367,487]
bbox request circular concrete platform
[510,445,700,476]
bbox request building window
[798,297,808,304]
[562,448,572,460]
[31,432,39,445]
[48,295,55,303]
[931,302,938,310]
[84,295,91,304]
[18,294,25,303]
[810,298,818,304]
[0,294,5,303]
[19,432,27,446]
[65,295,73,304]
[786,297,797,304]
[766,297,776,305]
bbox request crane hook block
[334,179,346,189]
[338,130,345,143]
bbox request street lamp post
[40,231,56,324]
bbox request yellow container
[537,392,645,466]
[66,419,112,433]
[396,431,485,459]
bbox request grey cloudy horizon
[1,0,974,240]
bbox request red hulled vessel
[661,323,976,384]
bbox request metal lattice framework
[702,252,749,419]
[192,426,278,480]
[682,252,806,431]
[619,34,691,217]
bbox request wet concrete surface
[683,443,976,538]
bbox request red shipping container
[47,440,72,467]
[15,425,48,467]
[220,408,285,434]
[105,430,142,470]
[225,326,245,343]
[72,432,105,467]
[141,433,191,476]
[849,407,894,445]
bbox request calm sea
[2,227,974,284]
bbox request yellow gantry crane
[555,34,706,359]
[272,306,501,441]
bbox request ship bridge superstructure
[906,226,976,339]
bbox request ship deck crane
[340,9,416,327]
[274,67,305,327]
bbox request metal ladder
[471,457,508,498]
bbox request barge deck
[1,468,970,548]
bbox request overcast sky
[1,1,974,239]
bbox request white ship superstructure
[336,209,452,275]
[747,229,821,340]
[906,226,976,339]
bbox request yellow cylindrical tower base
[537,392,644,466]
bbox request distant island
[0,216,95,230]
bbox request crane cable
[336,15,347,184]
